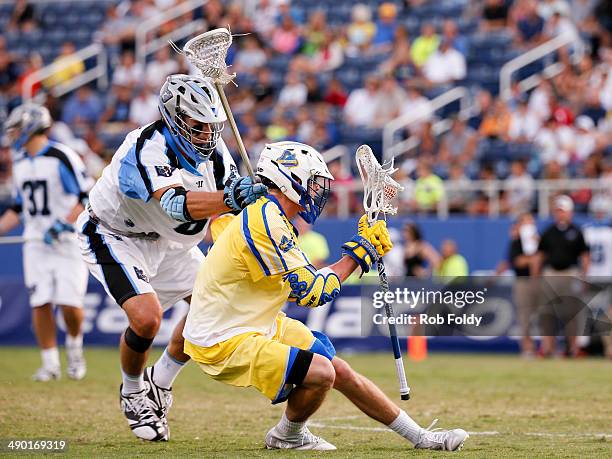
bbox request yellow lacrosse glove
[357,214,393,257]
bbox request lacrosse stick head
[356,145,404,224]
[182,28,235,85]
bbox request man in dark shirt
[507,213,540,357]
[534,195,590,357]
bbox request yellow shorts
[184,312,335,403]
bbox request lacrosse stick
[181,28,254,178]
[356,144,410,400]
[0,236,27,245]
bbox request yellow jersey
[183,195,310,347]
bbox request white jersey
[12,141,92,244]
[583,221,612,278]
[87,121,237,248]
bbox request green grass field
[0,348,610,458]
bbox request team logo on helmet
[277,150,298,168]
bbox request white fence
[331,178,609,219]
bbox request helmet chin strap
[162,126,203,176]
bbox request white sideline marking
[310,417,612,438]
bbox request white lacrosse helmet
[158,74,227,162]
[5,103,52,150]
[256,141,334,223]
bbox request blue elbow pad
[160,187,192,222]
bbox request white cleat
[119,386,169,441]
[265,426,337,451]
[32,366,61,382]
[66,349,87,380]
[415,419,469,451]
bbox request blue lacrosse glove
[223,175,268,212]
[160,187,192,222]
[341,235,379,274]
[43,219,75,245]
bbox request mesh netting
[182,28,236,85]
[356,145,403,223]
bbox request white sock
[41,347,60,369]
[388,410,425,445]
[65,333,83,350]
[152,348,186,389]
[121,369,145,395]
[276,413,306,439]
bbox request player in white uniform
[77,74,267,441]
[582,196,612,358]
[0,103,91,381]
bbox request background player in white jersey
[0,103,91,381]
[184,141,468,452]
[582,196,612,358]
[77,74,267,441]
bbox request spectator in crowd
[501,160,535,215]
[573,115,599,161]
[435,239,469,277]
[506,212,540,357]
[112,51,144,88]
[400,85,432,130]
[145,47,179,89]
[233,35,267,76]
[99,84,134,128]
[371,2,399,54]
[508,97,541,142]
[129,84,159,127]
[412,161,445,213]
[439,117,478,164]
[441,19,468,56]
[295,219,330,269]
[308,30,344,73]
[271,13,301,55]
[479,98,511,140]
[534,195,590,357]
[61,85,103,129]
[423,39,467,87]
[538,0,571,20]
[410,23,440,67]
[467,164,497,216]
[373,73,406,127]
[344,74,381,127]
[514,0,545,47]
[44,42,85,88]
[346,4,376,55]
[17,52,44,98]
[402,222,441,278]
[277,72,307,108]
[0,137,13,206]
[323,78,348,107]
[252,0,279,38]
[481,0,509,30]
[8,0,38,33]
[446,162,472,213]
[379,25,414,78]
[301,9,327,57]
[251,68,276,107]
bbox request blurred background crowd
[0,0,611,218]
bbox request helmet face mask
[159,74,227,163]
[299,175,331,223]
[175,111,224,159]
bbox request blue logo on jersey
[279,235,295,252]
[133,267,150,283]
[155,165,174,177]
[277,150,298,168]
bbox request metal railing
[331,178,609,219]
[382,86,472,161]
[499,32,584,101]
[22,43,108,101]
[135,0,207,69]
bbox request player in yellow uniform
[183,141,468,451]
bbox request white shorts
[78,216,204,310]
[23,241,89,308]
